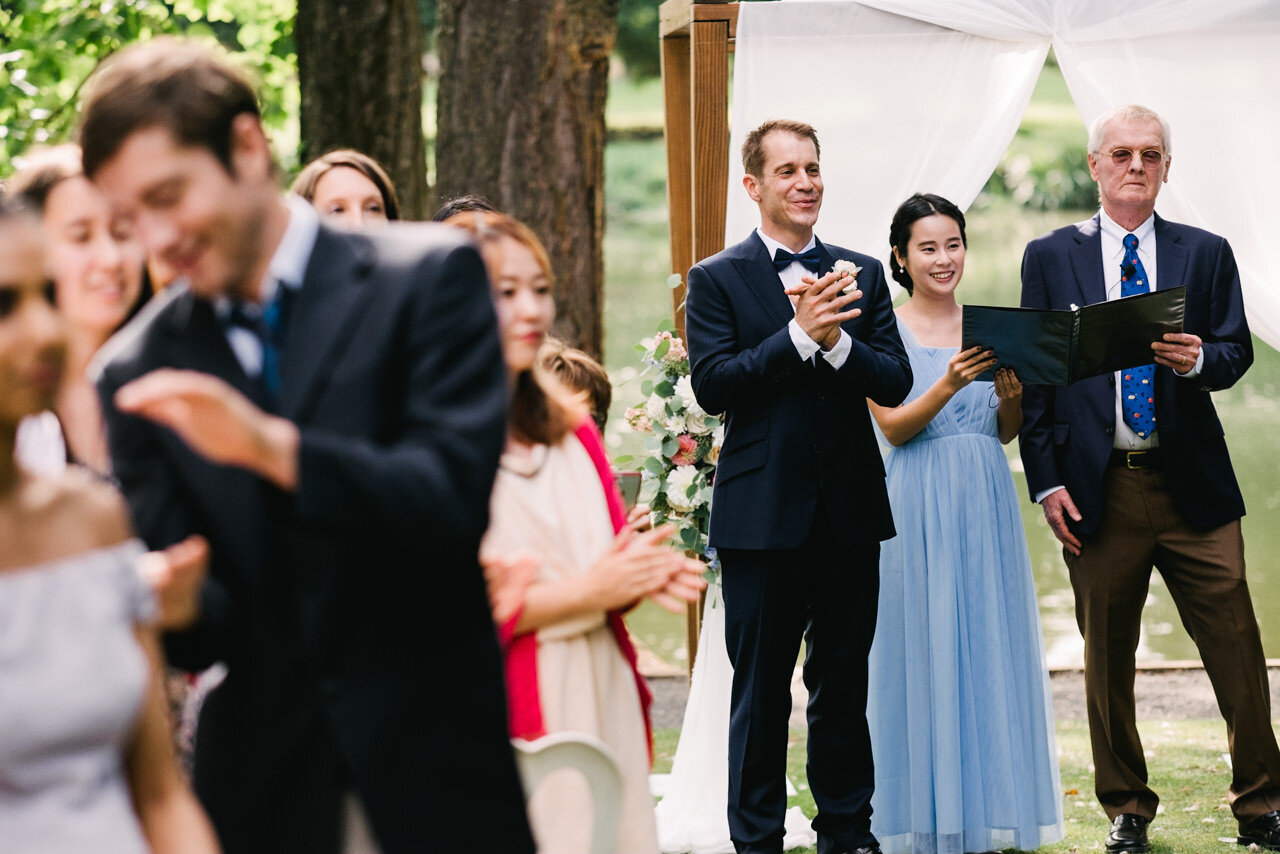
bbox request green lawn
[653,719,1252,853]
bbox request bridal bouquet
[617,311,722,559]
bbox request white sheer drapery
[726,0,1280,350]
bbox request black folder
[960,287,1186,385]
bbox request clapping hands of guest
[137,534,210,630]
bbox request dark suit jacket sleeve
[685,261,808,416]
[97,362,237,671]
[830,259,912,406]
[292,242,507,543]
[1017,240,1060,498]
[1196,235,1253,391]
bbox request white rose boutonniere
[833,259,862,295]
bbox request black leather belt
[1110,448,1163,469]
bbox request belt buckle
[1126,451,1144,470]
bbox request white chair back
[512,731,623,854]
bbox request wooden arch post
[660,0,738,674]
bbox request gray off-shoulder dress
[0,539,155,854]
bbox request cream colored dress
[483,437,658,854]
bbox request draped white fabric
[727,0,1280,350]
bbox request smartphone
[615,470,642,512]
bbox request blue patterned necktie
[1120,234,1155,438]
[772,246,822,273]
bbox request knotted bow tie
[772,246,822,273]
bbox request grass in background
[653,719,1248,853]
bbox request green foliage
[0,0,298,175]
[615,0,660,79]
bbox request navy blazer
[96,222,532,854]
[1018,213,1251,535]
[685,232,911,551]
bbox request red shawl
[498,420,654,758]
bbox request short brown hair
[450,213,583,446]
[741,119,820,178]
[79,37,262,179]
[541,337,612,434]
[290,149,401,221]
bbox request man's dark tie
[772,246,822,273]
[227,285,292,403]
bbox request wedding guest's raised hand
[941,345,997,394]
[137,535,209,630]
[115,369,299,490]
[993,367,1022,400]
[785,270,861,350]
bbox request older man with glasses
[1018,104,1280,854]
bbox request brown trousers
[1066,463,1280,822]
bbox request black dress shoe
[1106,813,1151,854]
[1239,810,1280,851]
[848,846,882,854]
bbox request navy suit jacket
[685,232,912,551]
[96,222,533,854]
[1018,213,1251,536]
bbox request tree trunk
[436,0,617,360]
[295,0,429,218]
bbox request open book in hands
[961,286,1186,385]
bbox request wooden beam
[660,0,738,40]
[691,18,731,271]
[662,34,693,336]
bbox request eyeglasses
[1104,148,1166,168]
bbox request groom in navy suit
[685,119,911,854]
[1020,104,1280,854]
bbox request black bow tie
[772,246,822,273]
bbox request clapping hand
[784,269,862,351]
[588,525,706,614]
[137,534,209,630]
[481,552,541,625]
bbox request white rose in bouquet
[645,392,668,426]
[665,466,701,513]
[674,375,698,411]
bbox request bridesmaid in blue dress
[866,194,1063,854]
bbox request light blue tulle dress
[868,318,1063,854]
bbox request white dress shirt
[215,195,319,378]
[754,228,852,370]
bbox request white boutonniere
[833,259,862,294]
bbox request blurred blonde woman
[8,145,151,476]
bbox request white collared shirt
[754,228,852,370]
[216,195,320,377]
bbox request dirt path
[646,666,1280,731]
